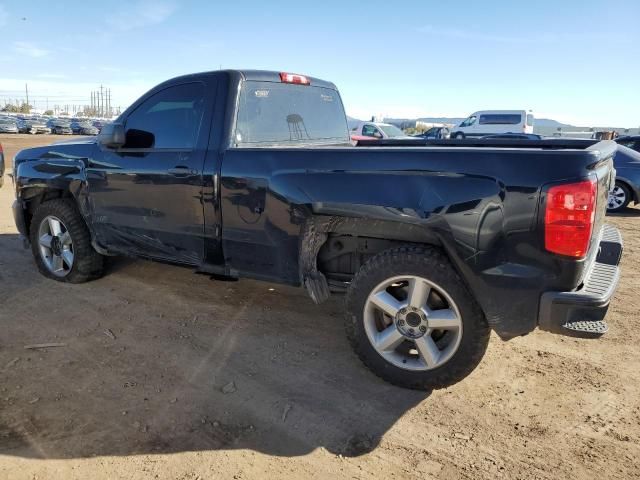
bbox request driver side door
[87,81,214,264]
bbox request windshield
[235,81,349,146]
[378,124,405,137]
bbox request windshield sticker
[254,89,270,98]
[321,94,334,102]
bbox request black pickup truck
[12,70,623,390]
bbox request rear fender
[615,174,640,203]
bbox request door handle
[167,166,198,177]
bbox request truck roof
[157,69,338,90]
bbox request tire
[454,132,465,140]
[345,246,490,390]
[607,181,631,212]
[29,198,104,283]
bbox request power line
[1,84,124,117]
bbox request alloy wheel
[37,215,74,277]
[363,275,463,371]
[608,185,627,210]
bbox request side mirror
[97,123,125,149]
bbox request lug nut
[398,319,405,326]
[419,325,427,333]
[409,328,415,334]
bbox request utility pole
[99,84,104,117]
[25,83,29,107]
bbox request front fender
[14,156,92,238]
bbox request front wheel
[454,132,465,139]
[608,181,631,212]
[29,199,104,283]
[345,246,490,390]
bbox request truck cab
[350,121,413,141]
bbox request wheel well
[317,234,440,290]
[21,188,72,236]
[616,179,637,203]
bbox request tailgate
[584,140,617,273]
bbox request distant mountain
[533,118,573,128]
[416,117,465,125]
[401,117,575,128]
[346,116,361,129]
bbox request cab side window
[124,83,205,149]
[362,124,381,137]
[460,116,477,128]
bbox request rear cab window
[235,81,349,146]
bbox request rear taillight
[279,72,310,85]
[544,179,597,258]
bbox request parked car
[0,118,19,134]
[47,119,73,135]
[71,120,99,135]
[0,142,4,188]
[413,126,451,139]
[351,121,413,141]
[608,145,640,212]
[615,135,640,153]
[451,110,534,139]
[12,69,622,390]
[18,118,51,134]
[92,120,107,131]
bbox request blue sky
[0,0,638,126]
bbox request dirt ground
[0,134,639,480]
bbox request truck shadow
[0,234,429,460]
[607,205,640,217]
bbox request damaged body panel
[12,69,621,342]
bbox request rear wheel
[454,132,465,139]
[608,181,631,212]
[345,246,490,390]
[30,199,104,283]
